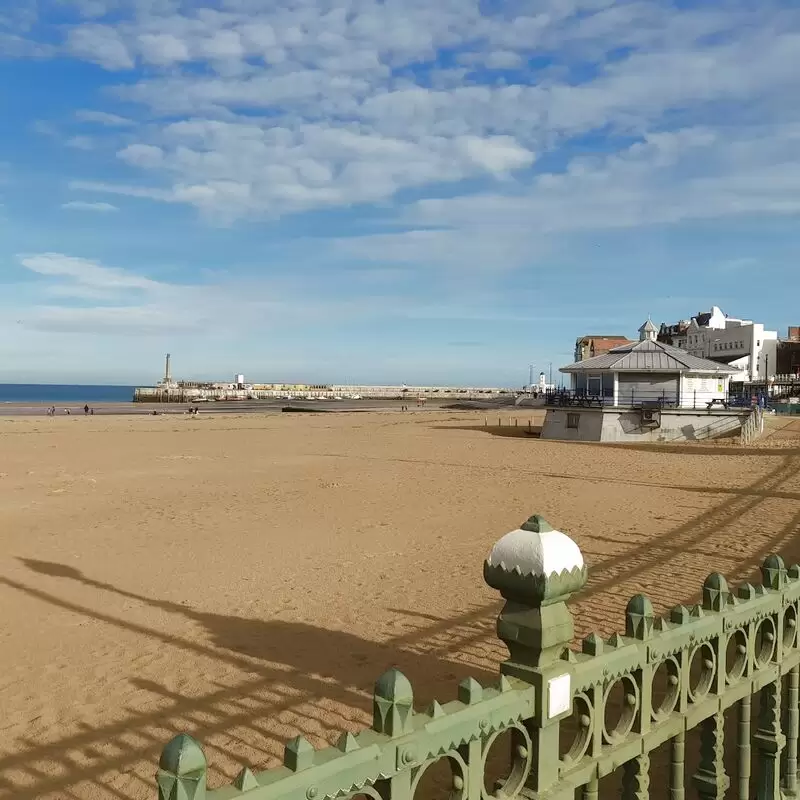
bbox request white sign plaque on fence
[548,673,572,719]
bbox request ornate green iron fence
[156,514,800,800]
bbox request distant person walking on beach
[84,404,89,416]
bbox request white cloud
[75,109,134,126]
[19,252,160,292]
[61,200,120,212]
[66,135,95,150]
[5,0,800,263]
[137,32,191,65]
[117,143,164,168]
[337,122,800,267]
[66,24,134,69]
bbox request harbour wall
[132,384,516,403]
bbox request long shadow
[428,424,799,455]
[5,451,799,798]
[430,424,542,439]
[17,560,494,692]
[384,452,800,654]
[578,453,800,596]
[0,563,498,799]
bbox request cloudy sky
[1,0,798,386]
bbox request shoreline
[0,397,524,418]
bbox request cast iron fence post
[484,514,587,800]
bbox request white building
[658,306,777,382]
[557,319,737,409]
[541,320,747,443]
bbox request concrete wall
[541,407,749,442]
[540,408,605,441]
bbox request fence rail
[155,515,800,800]
[544,389,754,410]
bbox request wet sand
[0,411,798,798]
[0,397,510,417]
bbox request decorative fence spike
[427,700,446,719]
[582,633,603,655]
[670,605,691,625]
[157,734,208,800]
[738,583,757,600]
[625,594,654,640]
[458,677,483,705]
[233,768,258,792]
[284,736,315,772]
[498,675,513,692]
[607,632,625,648]
[372,668,414,737]
[702,573,730,611]
[789,564,800,580]
[761,554,787,590]
[336,732,360,753]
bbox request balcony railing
[544,389,759,410]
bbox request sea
[0,384,135,405]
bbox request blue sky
[1,0,798,386]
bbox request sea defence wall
[132,385,515,402]
[541,407,751,443]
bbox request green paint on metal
[152,516,800,800]
[520,514,554,533]
[157,735,207,800]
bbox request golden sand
[0,411,797,798]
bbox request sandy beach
[0,410,798,799]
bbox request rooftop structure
[560,338,739,379]
[573,335,635,363]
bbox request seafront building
[657,305,778,382]
[541,319,745,442]
[573,334,636,362]
[777,327,800,378]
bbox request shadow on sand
[0,450,797,798]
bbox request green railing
[156,515,800,800]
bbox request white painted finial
[486,515,584,578]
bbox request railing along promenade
[156,515,800,800]
[741,406,766,446]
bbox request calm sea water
[0,384,135,404]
